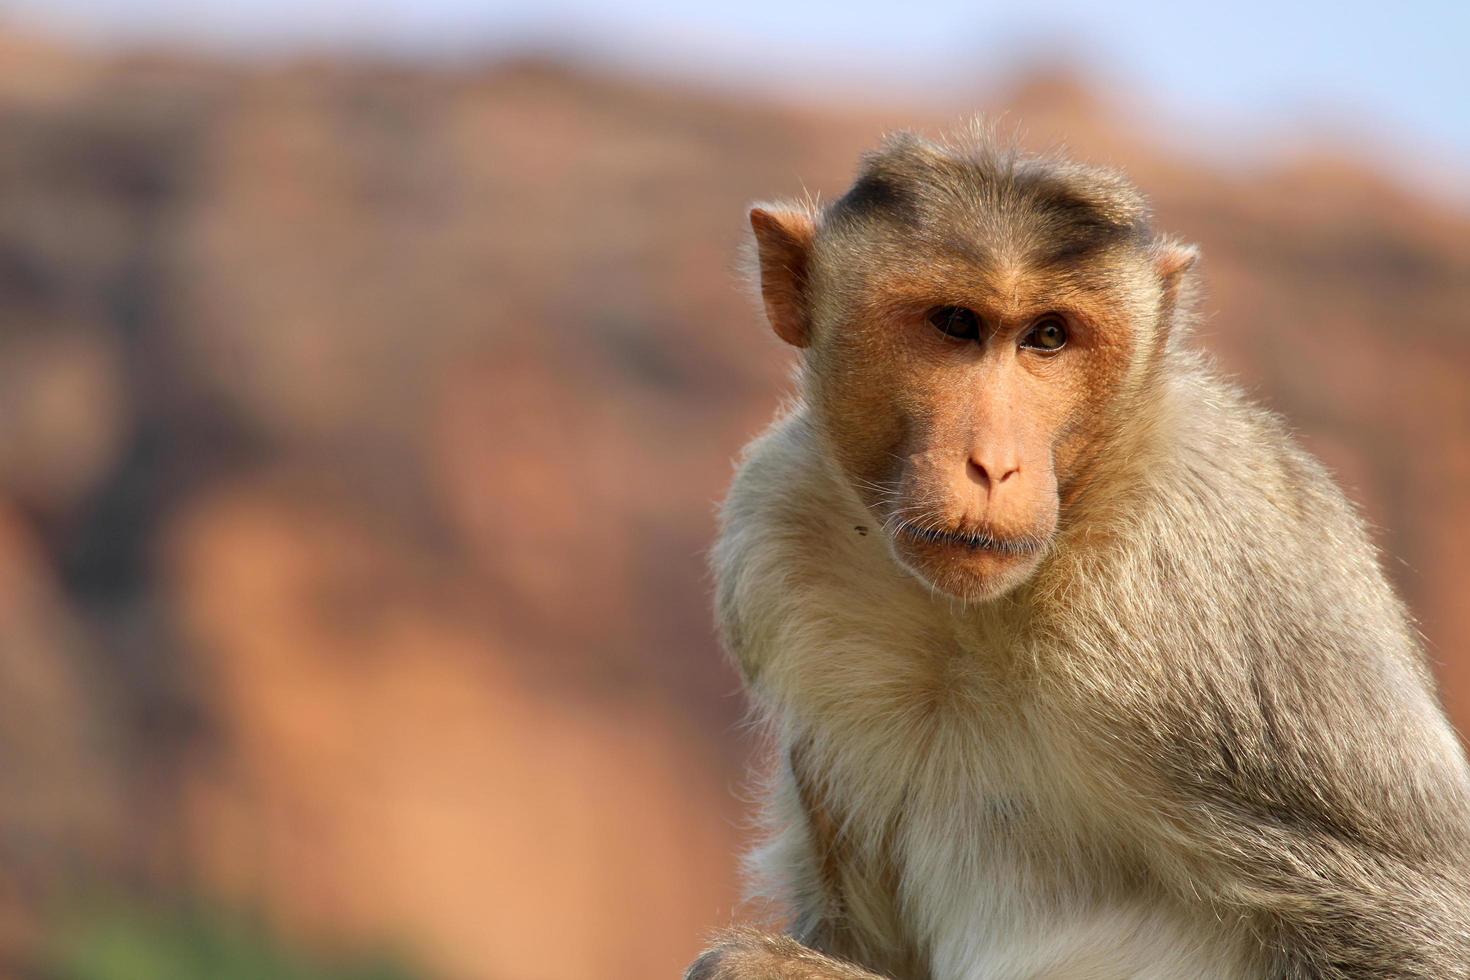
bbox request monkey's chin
[890,530,1048,603]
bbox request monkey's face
[805,247,1153,603]
[746,141,1191,603]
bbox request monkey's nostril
[968,458,1019,489]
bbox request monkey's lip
[897,524,1045,558]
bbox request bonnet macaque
[691,130,1470,980]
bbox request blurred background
[0,1,1465,978]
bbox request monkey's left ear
[1153,238,1198,284]
[749,205,817,348]
[1152,238,1199,322]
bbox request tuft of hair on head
[821,123,1158,272]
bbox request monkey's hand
[684,930,887,980]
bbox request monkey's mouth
[897,524,1045,558]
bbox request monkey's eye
[1021,316,1068,352]
[927,305,981,341]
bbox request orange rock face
[163,484,742,980]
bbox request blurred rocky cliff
[0,29,1467,980]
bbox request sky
[7,0,1469,174]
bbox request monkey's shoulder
[712,408,936,691]
[1140,371,1396,608]
[712,409,825,683]
[718,408,828,541]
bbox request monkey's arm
[686,930,889,980]
[1149,761,1470,978]
[1057,630,1470,976]
[1053,575,1470,974]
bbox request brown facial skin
[750,181,1178,603]
[814,259,1146,602]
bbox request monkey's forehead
[811,237,1148,326]
[820,134,1153,271]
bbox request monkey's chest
[814,719,1261,980]
[761,555,1263,976]
[904,827,1259,980]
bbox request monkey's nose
[967,456,1020,491]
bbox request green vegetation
[47,901,421,980]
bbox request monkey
[687,126,1470,980]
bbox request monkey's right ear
[749,206,817,348]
